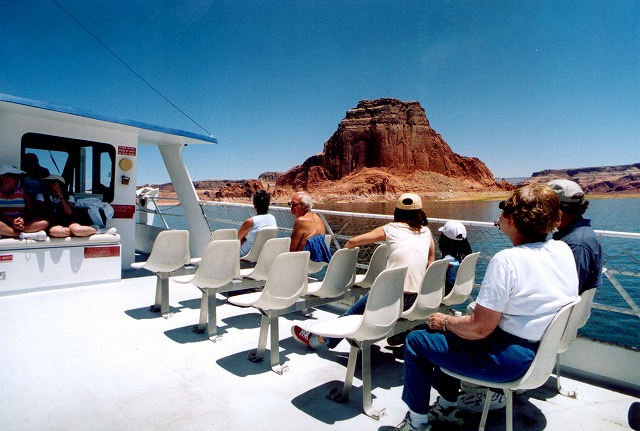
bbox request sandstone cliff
[524,163,640,195]
[275,98,511,200]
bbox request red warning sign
[84,246,121,258]
[118,146,137,156]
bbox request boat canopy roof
[0,93,218,146]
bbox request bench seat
[0,234,121,295]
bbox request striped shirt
[0,187,26,219]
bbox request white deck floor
[0,271,637,431]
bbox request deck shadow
[312,344,405,391]
[452,390,547,431]
[216,348,287,377]
[164,325,213,344]
[124,305,181,320]
[291,380,367,424]
[220,312,263,330]
[177,297,210,310]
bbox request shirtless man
[288,191,326,252]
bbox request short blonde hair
[501,183,561,241]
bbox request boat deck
[0,271,637,431]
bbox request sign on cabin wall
[111,204,136,219]
[118,146,136,156]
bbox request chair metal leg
[268,313,288,374]
[206,289,222,342]
[328,342,359,404]
[151,273,171,317]
[248,313,270,363]
[556,354,578,398]
[505,389,514,431]
[361,341,384,420]
[192,290,208,334]
[151,275,162,312]
[478,387,492,431]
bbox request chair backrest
[252,251,310,310]
[141,230,191,273]
[244,237,291,281]
[441,252,480,306]
[513,298,580,390]
[401,258,449,321]
[190,239,240,288]
[558,288,597,353]
[354,244,390,288]
[310,247,358,298]
[240,228,279,262]
[306,234,333,274]
[350,266,408,342]
[211,228,238,241]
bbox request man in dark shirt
[547,179,603,294]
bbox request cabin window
[21,133,115,202]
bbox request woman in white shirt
[291,193,435,350]
[394,183,579,431]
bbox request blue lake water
[157,197,640,349]
[317,197,640,233]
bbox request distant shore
[155,189,640,204]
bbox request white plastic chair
[441,298,580,431]
[130,230,191,317]
[227,251,310,374]
[241,228,279,263]
[173,239,241,341]
[305,247,358,298]
[300,266,408,419]
[354,244,390,288]
[211,228,238,241]
[307,234,333,274]
[555,288,597,396]
[441,251,480,307]
[239,237,291,281]
[400,258,449,321]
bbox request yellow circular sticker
[119,158,133,171]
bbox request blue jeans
[402,327,538,414]
[324,292,417,349]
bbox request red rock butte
[274,98,512,200]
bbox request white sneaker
[96,227,117,235]
[393,411,431,431]
[19,231,47,241]
[457,390,506,413]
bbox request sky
[1,0,639,185]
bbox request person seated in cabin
[0,164,49,240]
[437,221,473,296]
[238,190,277,256]
[36,175,97,238]
[390,184,579,431]
[291,193,436,350]
[288,191,331,262]
[20,153,50,200]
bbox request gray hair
[297,191,313,210]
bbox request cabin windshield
[20,133,115,202]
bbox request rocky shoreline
[147,99,639,204]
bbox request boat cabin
[0,93,216,294]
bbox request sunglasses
[288,201,301,207]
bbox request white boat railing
[136,199,640,351]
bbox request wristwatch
[442,316,449,332]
